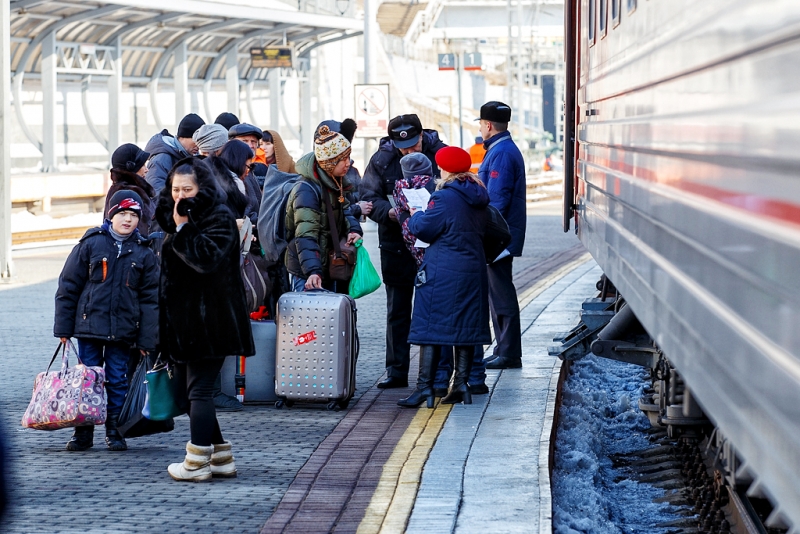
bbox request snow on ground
[12,211,102,232]
[552,354,680,534]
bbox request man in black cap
[215,112,240,131]
[360,114,447,389]
[476,101,527,369]
[144,112,205,193]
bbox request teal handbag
[145,357,185,421]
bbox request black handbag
[118,353,174,438]
[483,205,512,263]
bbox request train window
[599,0,608,38]
[612,0,621,27]
[627,0,636,14]
[588,0,596,46]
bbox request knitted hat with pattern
[314,125,351,176]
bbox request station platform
[0,205,596,533]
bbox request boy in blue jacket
[54,190,159,452]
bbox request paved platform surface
[0,204,582,533]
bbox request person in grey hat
[399,152,433,180]
[193,124,229,156]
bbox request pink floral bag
[21,341,107,430]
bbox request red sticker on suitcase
[293,330,317,346]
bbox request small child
[54,190,159,452]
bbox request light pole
[0,0,12,280]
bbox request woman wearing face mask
[155,158,255,482]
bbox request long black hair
[207,140,254,217]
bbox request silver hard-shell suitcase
[220,320,278,403]
[274,291,358,410]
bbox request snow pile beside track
[552,354,679,534]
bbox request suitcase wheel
[338,399,350,410]
[275,399,293,409]
[326,400,338,411]
[275,400,284,409]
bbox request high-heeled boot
[442,347,473,405]
[397,345,438,409]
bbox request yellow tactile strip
[357,403,453,534]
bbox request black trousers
[385,284,414,379]
[176,359,226,447]
[487,256,522,361]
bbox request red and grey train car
[563,0,800,528]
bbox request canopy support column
[299,59,311,153]
[1,0,12,279]
[269,68,281,131]
[174,40,189,126]
[107,36,122,159]
[226,47,239,118]
[41,30,57,172]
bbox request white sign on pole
[354,84,390,138]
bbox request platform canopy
[7,0,363,159]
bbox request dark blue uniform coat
[479,130,527,256]
[54,224,159,351]
[406,179,491,346]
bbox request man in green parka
[285,124,363,292]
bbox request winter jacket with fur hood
[105,168,157,235]
[284,152,362,280]
[155,158,255,362]
[54,223,159,351]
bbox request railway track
[12,226,92,245]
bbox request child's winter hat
[399,152,432,180]
[435,146,472,174]
[314,124,351,176]
[108,190,144,219]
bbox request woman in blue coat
[397,147,491,408]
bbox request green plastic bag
[349,239,382,299]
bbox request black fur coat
[155,158,255,363]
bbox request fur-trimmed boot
[167,442,213,482]
[211,441,237,478]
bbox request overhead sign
[354,84,390,138]
[463,52,483,71]
[438,53,456,71]
[250,47,293,68]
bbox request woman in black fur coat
[155,157,255,482]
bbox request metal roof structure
[0,0,365,278]
[8,0,362,161]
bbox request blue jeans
[77,339,131,414]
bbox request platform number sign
[463,52,482,71]
[438,53,456,71]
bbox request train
[561,0,800,530]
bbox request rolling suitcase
[274,291,358,410]
[220,320,278,403]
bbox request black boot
[105,412,128,451]
[212,372,243,412]
[398,345,438,409]
[442,347,473,405]
[65,425,94,451]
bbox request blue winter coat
[479,130,527,256]
[54,223,159,351]
[144,130,192,194]
[406,179,491,346]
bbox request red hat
[435,146,472,174]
